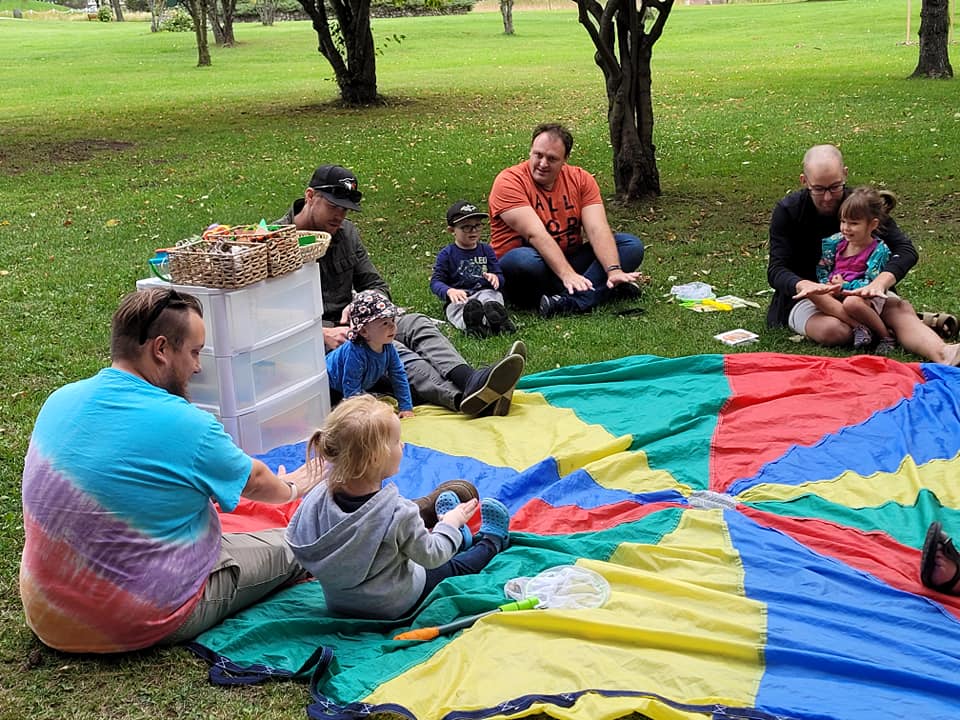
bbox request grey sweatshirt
[284,482,462,619]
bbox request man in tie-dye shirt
[20,288,318,653]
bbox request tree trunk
[577,0,672,200]
[500,0,514,34]
[296,0,381,105]
[149,0,161,31]
[609,45,659,197]
[257,0,278,26]
[110,0,124,21]
[183,0,212,66]
[208,0,237,47]
[910,0,953,78]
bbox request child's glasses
[457,223,484,233]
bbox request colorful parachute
[193,352,960,720]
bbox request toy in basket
[204,223,303,278]
[296,231,332,263]
[167,236,269,289]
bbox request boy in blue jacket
[430,201,515,337]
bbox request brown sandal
[918,312,959,340]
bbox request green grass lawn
[1,3,958,717]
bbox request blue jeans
[413,537,501,609]
[498,233,645,311]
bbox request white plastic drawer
[228,373,331,455]
[136,263,324,355]
[188,321,326,415]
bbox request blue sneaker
[435,491,472,549]
[478,498,511,550]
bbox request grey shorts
[788,293,894,335]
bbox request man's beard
[160,373,190,401]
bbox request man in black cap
[278,165,527,417]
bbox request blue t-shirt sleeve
[430,245,454,300]
[386,344,414,412]
[192,414,253,513]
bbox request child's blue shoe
[478,498,511,550]
[435,491,472,549]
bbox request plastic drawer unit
[136,263,324,355]
[136,262,329,454]
[189,320,326,416]
[214,372,331,455]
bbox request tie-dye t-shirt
[20,368,252,653]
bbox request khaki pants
[162,528,306,645]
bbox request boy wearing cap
[431,201,515,337]
[325,290,415,418]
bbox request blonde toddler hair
[306,395,396,492]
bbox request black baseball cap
[308,165,362,211]
[446,200,489,227]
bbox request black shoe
[507,339,527,361]
[459,353,525,416]
[539,293,578,319]
[483,301,515,335]
[462,299,487,337]
[612,281,642,300]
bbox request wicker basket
[229,224,303,278]
[168,238,269,289]
[296,231,332,263]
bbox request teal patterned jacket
[817,232,891,290]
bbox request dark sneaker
[612,281,642,300]
[539,293,578,319]
[852,325,873,350]
[413,479,479,528]
[459,353,525,416]
[463,299,487,337]
[875,336,896,356]
[507,339,526,361]
[478,340,528,417]
[483,301,516,335]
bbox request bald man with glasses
[766,144,960,365]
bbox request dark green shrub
[370,0,474,17]
[97,4,112,20]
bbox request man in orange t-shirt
[488,123,645,318]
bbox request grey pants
[162,528,305,645]
[445,289,505,331]
[395,312,468,411]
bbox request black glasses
[809,182,845,197]
[313,184,362,204]
[139,289,189,344]
[457,223,485,233]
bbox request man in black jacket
[278,164,526,416]
[766,144,958,364]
